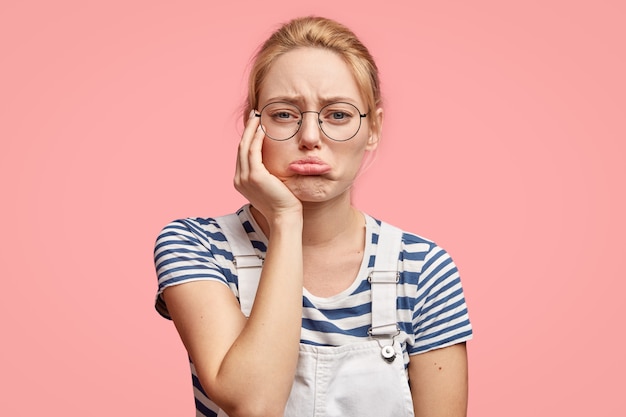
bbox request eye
[321,104,356,124]
[263,102,301,124]
[275,111,292,119]
[331,111,348,120]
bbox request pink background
[1,0,624,415]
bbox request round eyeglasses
[255,102,367,142]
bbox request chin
[291,188,329,202]
[288,179,350,204]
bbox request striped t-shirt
[154,205,473,416]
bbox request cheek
[331,144,369,178]
[260,140,286,173]
[343,135,371,163]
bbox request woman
[154,16,472,417]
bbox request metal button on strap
[381,345,396,363]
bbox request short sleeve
[153,219,230,319]
[409,245,473,355]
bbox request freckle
[438,367,442,370]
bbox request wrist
[249,205,303,236]
[266,210,303,232]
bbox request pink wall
[1,1,624,415]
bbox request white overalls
[215,214,415,417]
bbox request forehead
[258,47,363,107]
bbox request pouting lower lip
[288,161,331,175]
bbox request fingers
[236,110,259,175]
[235,110,263,189]
[248,125,265,168]
[233,111,301,217]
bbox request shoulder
[156,216,221,242]
[153,205,264,277]
[153,212,241,282]
[366,214,444,262]
[154,207,253,252]
[153,211,246,319]
[364,215,472,354]
[367,215,459,286]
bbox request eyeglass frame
[254,101,368,142]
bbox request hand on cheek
[234,111,302,220]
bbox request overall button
[381,345,396,363]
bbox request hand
[234,111,302,221]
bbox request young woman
[154,16,472,417]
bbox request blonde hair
[245,16,381,126]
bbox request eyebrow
[265,95,361,107]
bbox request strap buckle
[367,270,399,284]
[233,255,263,268]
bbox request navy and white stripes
[154,205,472,417]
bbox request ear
[365,107,383,151]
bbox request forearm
[214,214,304,416]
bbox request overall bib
[215,214,415,417]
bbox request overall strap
[369,221,403,337]
[214,213,263,317]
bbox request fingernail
[249,109,255,119]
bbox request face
[257,47,382,204]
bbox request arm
[164,216,303,417]
[164,112,304,417]
[407,241,473,416]
[409,343,469,417]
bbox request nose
[297,111,323,148]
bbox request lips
[288,157,332,175]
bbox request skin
[163,47,468,417]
